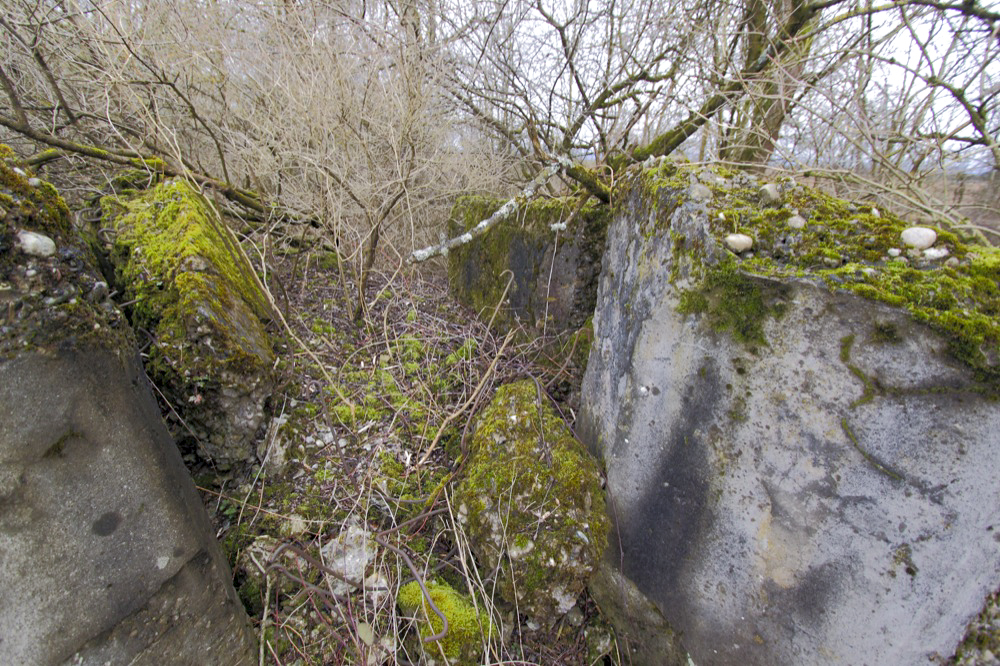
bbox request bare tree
[422,0,999,236]
[2,0,997,271]
[754,0,1000,227]
[0,0,515,317]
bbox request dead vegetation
[192,232,611,665]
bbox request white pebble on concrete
[16,230,57,257]
[724,233,754,253]
[901,227,937,250]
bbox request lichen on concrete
[454,380,609,622]
[98,179,276,467]
[397,580,493,665]
[581,160,1000,665]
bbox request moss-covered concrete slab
[99,179,277,468]
[580,162,1000,665]
[0,149,256,665]
[447,196,609,334]
[455,380,609,623]
[1,147,131,358]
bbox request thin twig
[417,329,514,466]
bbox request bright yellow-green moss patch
[105,179,274,378]
[97,179,276,464]
[397,580,492,665]
[454,380,609,620]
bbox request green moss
[454,380,609,619]
[565,318,594,370]
[314,250,341,271]
[105,180,274,381]
[447,195,610,332]
[397,580,492,665]
[445,338,477,365]
[871,322,902,344]
[396,333,425,363]
[310,318,337,335]
[237,575,264,616]
[677,261,788,348]
[261,625,293,658]
[374,450,447,521]
[840,334,855,363]
[953,591,1000,660]
[890,543,918,578]
[640,159,689,203]
[129,156,168,172]
[222,522,255,569]
[0,151,71,237]
[109,168,160,193]
[630,163,1000,383]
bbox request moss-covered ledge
[98,179,277,468]
[0,145,132,358]
[624,161,1000,385]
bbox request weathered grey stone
[0,154,255,665]
[579,167,1000,665]
[687,183,713,202]
[321,522,375,596]
[759,183,782,205]
[0,351,257,665]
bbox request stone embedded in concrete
[724,233,754,253]
[15,229,56,257]
[579,168,1000,666]
[787,214,807,230]
[902,226,938,250]
[687,183,713,202]
[759,183,782,206]
[321,522,375,597]
[924,246,950,260]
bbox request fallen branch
[0,115,305,223]
[409,161,564,263]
